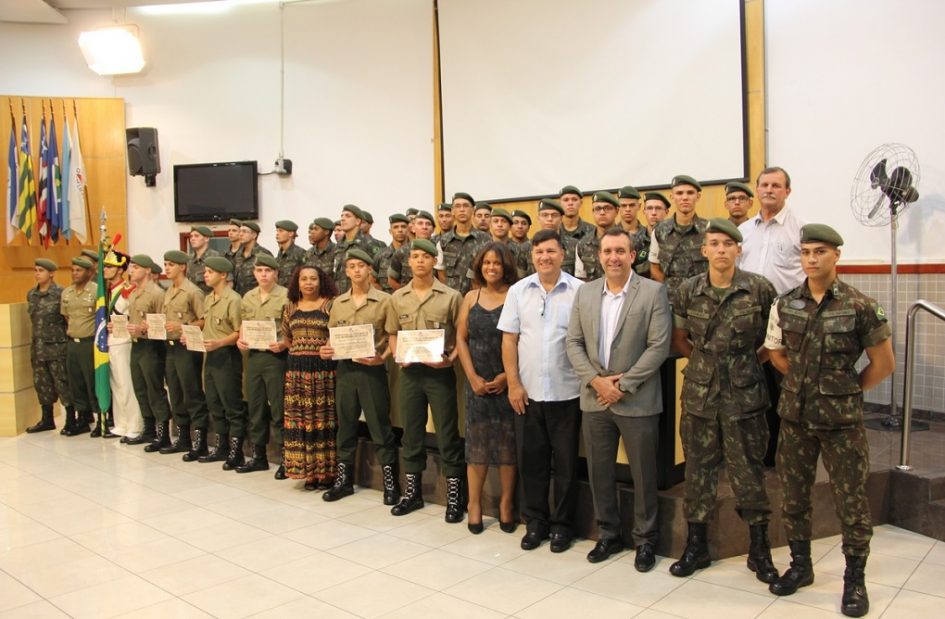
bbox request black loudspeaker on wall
[126,127,160,187]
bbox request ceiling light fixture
[78,26,146,76]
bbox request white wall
[766,0,945,263]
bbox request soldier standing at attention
[236,255,289,477]
[59,257,99,436]
[434,202,454,244]
[617,186,652,277]
[304,217,337,276]
[668,219,779,583]
[473,202,493,233]
[233,221,273,295]
[575,191,620,281]
[187,225,220,294]
[274,220,306,288]
[436,192,489,295]
[334,204,378,294]
[723,182,754,227]
[333,220,344,244]
[558,185,595,241]
[27,259,72,433]
[510,209,531,246]
[190,257,247,470]
[224,219,242,265]
[159,251,209,460]
[642,192,670,234]
[125,255,173,451]
[359,210,388,257]
[373,214,409,293]
[764,224,893,617]
[488,207,529,279]
[649,175,709,297]
[389,210,436,291]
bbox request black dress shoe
[635,543,656,572]
[467,521,483,534]
[499,520,518,534]
[587,538,626,563]
[520,530,548,551]
[549,533,572,554]
[274,465,287,480]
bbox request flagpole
[74,100,91,245]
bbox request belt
[70,336,93,343]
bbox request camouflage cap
[360,210,374,225]
[437,202,452,212]
[342,204,364,220]
[415,210,435,224]
[240,221,261,233]
[592,191,619,208]
[724,181,754,198]
[275,219,298,232]
[618,185,641,200]
[130,254,155,270]
[538,198,564,215]
[801,223,844,247]
[705,218,743,243]
[671,175,702,191]
[311,217,334,231]
[474,201,493,213]
[644,192,671,208]
[452,192,475,204]
[72,257,93,269]
[559,185,582,198]
[490,207,512,223]
[511,209,532,225]
[81,249,99,262]
[163,250,190,265]
[389,213,409,225]
[410,239,438,257]
[204,256,234,273]
[254,254,279,270]
[191,225,213,237]
[35,258,58,272]
[345,248,373,266]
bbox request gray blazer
[566,275,671,416]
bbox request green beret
[81,249,99,261]
[191,225,213,237]
[255,254,279,270]
[671,175,702,191]
[452,192,475,204]
[538,199,564,215]
[72,257,93,269]
[333,220,341,227]
[406,207,419,216]
[229,218,242,226]
[725,181,754,198]
[275,219,298,232]
[311,217,334,231]
[345,248,373,266]
[437,202,452,212]
[800,223,844,247]
[705,218,743,243]
[559,185,582,198]
[644,192,671,208]
[360,210,374,225]
[410,239,438,257]
[618,185,641,200]
[150,262,162,275]
[491,207,512,223]
[204,256,234,273]
[389,213,409,225]
[163,250,190,265]
[35,258,58,272]
[512,209,532,225]
[474,202,493,212]
[240,221,260,234]
[592,191,619,208]
[342,204,364,219]
[415,210,435,224]
[130,254,155,270]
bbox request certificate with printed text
[181,325,206,352]
[243,320,278,350]
[110,314,129,340]
[395,329,445,364]
[329,324,376,360]
[146,313,167,340]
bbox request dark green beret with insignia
[406,208,419,216]
[415,210,435,224]
[671,175,702,191]
[345,248,373,266]
[559,185,582,198]
[130,254,155,270]
[474,202,492,212]
[705,218,743,243]
[342,204,364,219]
[618,185,641,200]
[453,192,475,204]
[491,207,512,223]
[538,199,564,215]
[592,191,619,208]
[724,181,754,198]
[411,239,438,257]
[311,217,334,231]
[163,250,190,265]
[240,221,261,233]
[72,257,93,269]
[275,219,298,232]
[389,213,409,225]
[81,249,99,261]
[255,254,279,270]
[437,202,452,212]
[512,209,532,225]
[800,223,844,247]
[191,225,213,237]
[644,192,671,208]
[204,256,234,273]
[360,210,374,225]
[35,258,58,272]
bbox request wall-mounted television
[173,160,259,222]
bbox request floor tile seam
[498,552,612,585]
[0,566,50,612]
[306,568,441,614]
[569,571,689,608]
[245,559,378,597]
[900,582,945,599]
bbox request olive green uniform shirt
[241,284,289,325]
[126,280,165,340]
[328,286,399,357]
[390,278,462,355]
[163,279,206,341]
[60,282,98,338]
[203,287,243,340]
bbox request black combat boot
[222,436,245,471]
[747,523,779,583]
[769,539,815,595]
[390,472,424,516]
[236,444,270,473]
[183,428,207,462]
[144,421,170,452]
[27,405,56,433]
[198,433,228,463]
[160,424,191,454]
[60,406,77,435]
[381,463,400,506]
[90,411,117,438]
[65,410,91,436]
[274,447,287,480]
[841,554,869,617]
[323,462,354,501]
[670,522,711,576]
[127,417,155,445]
[444,476,464,523]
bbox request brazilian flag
[94,239,110,413]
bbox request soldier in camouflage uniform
[649,175,708,298]
[434,202,453,244]
[334,204,381,294]
[532,199,578,276]
[575,191,621,281]
[274,220,307,288]
[223,219,242,266]
[187,225,220,294]
[473,202,492,233]
[668,219,779,583]
[27,259,72,433]
[486,207,529,279]
[764,224,893,617]
[558,185,595,240]
[373,213,409,293]
[304,217,337,276]
[232,221,273,295]
[359,210,389,257]
[616,186,652,278]
[436,192,489,295]
[389,210,436,290]
[510,209,531,244]
[723,181,753,228]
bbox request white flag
[67,116,87,243]
[61,115,72,240]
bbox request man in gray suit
[566,229,672,569]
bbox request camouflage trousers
[681,411,770,524]
[32,355,72,407]
[777,419,872,557]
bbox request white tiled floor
[1,432,943,618]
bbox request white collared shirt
[738,206,806,295]
[598,272,633,369]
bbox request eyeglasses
[591,205,616,213]
[725,196,750,204]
